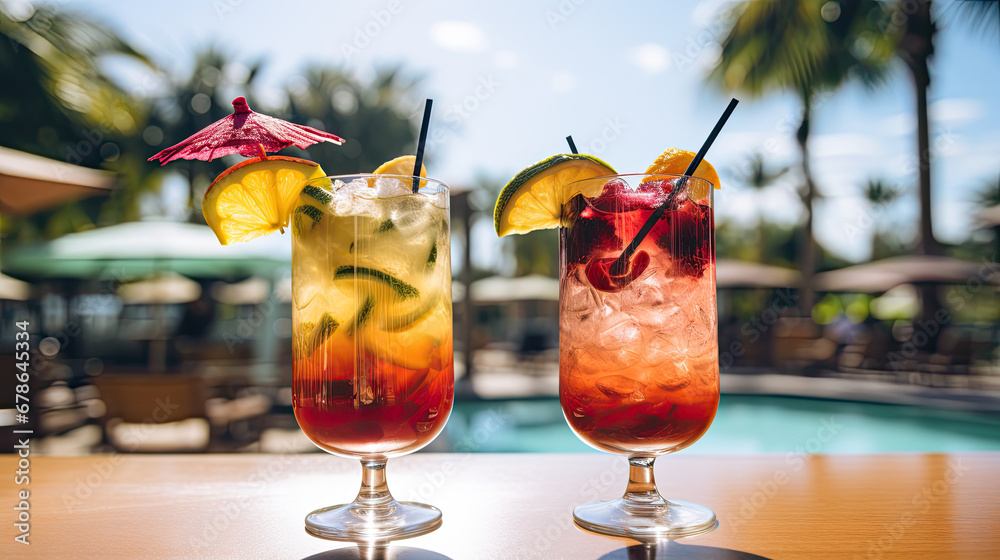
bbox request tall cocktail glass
[559,173,718,538]
[292,174,453,541]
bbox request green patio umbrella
[1,220,290,280]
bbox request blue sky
[23,0,1000,266]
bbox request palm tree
[737,152,790,263]
[884,0,996,345]
[0,2,158,239]
[862,178,901,259]
[709,0,893,313]
[0,3,150,160]
[282,66,420,174]
[975,175,1000,208]
[975,174,1000,259]
[887,0,997,257]
[953,0,1000,36]
[888,0,939,256]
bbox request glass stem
[352,459,396,515]
[623,455,666,507]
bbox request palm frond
[947,0,1000,38]
[974,175,1000,207]
[708,0,893,98]
[863,179,901,205]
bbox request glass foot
[305,499,442,542]
[573,498,717,540]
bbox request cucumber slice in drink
[292,181,335,236]
[346,296,376,336]
[377,290,441,332]
[426,241,437,269]
[294,312,340,358]
[367,307,448,370]
[333,266,419,300]
[292,205,325,235]
[301,184,333,206]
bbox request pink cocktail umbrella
[148,97,345,165]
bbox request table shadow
[302,544,453,560]
[595,542,772,560]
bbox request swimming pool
[442,395,1000,454]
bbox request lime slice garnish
[494,154,616,237]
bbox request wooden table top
[3,453,998,559]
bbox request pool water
[442,395,1000,454]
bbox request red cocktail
[559,174,719,538]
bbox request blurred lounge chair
[93,373,272,452]
[93,374,212,452]
[772,317,837,374]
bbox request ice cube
[620,279,682,330]
[596,375,645,402]
[424,191,448,209]
[374,177,412,199]
[655,374,692,392]
[561,274,597,314]
[686,346,719,387]
[643,332,681,367]
[330,179,376,216]
[332,178,369,197]
[622,278,666,309]
[387,195,434,232]
[598,320,642,351]
[291,254,323,311]
[653,359,693,391]
[576,347,642,375]
[682,304,715,353]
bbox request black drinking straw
[566,135,579,154]
[609,98,739,277]
[411,99,433,193]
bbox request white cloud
[814,196,877,262]
[711,132,796,168]
[714,182,802,228]
[493,49,519,69]
[930,98,985,125]
[691,0,734,27]
[550,71,575,93]
[879,113,915,136]
[811,133,885,158]
[430,21,489,53]
[875,100,984,138]
[628,43,671,74]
